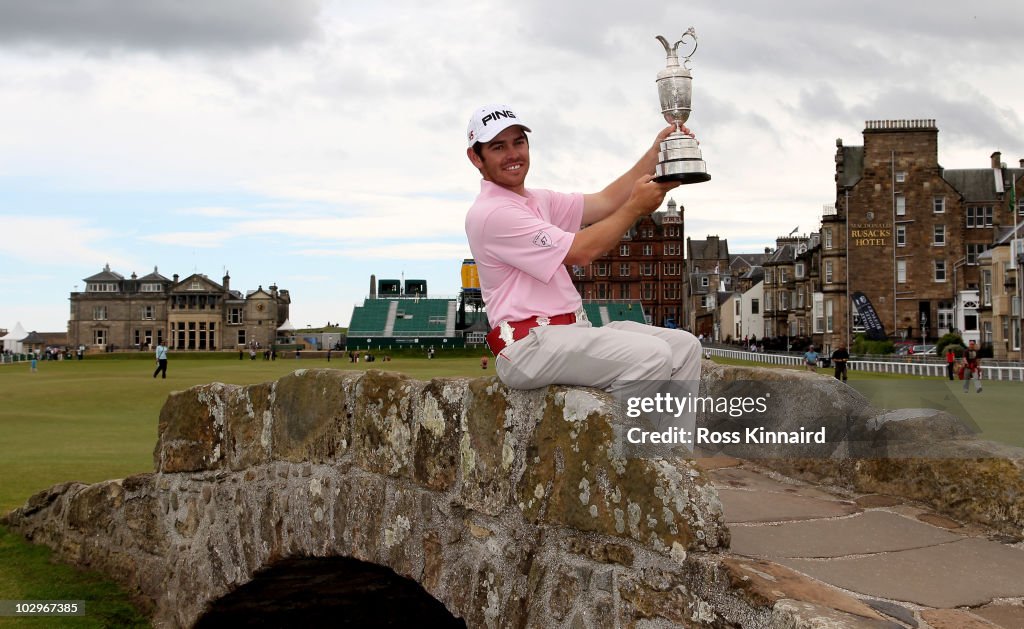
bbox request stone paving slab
[694,455,742,470]
[730,510,963,559]
[717,487,860,524]
[771,599,903,628]
[722,558,886,622]
[779,538,1024,608]
[972,603,1024,628]
[709,466,838,500]
[920,608,1002,628]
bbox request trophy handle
[656,29,698,69]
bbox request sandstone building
[69,265,290,351]
[824,119,1022,354]
[571,198,685,327]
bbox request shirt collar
[480,179,531,201]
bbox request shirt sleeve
[482,203,576,283]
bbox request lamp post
[952,256,967,337]
[920,311,927,347]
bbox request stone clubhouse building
[68,265,290,352]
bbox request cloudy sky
[2,0,1022,332]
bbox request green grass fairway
[0,355,489,513]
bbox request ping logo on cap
[481,109,517,126]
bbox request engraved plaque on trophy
[654,28,710,184]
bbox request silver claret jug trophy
[654,28,710,184]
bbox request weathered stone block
[349,370,418,478]
[269,369,354,464]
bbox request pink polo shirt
[465,180,584,326]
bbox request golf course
[0,353,1019,627]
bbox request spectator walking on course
[153,342,168,379]
[962,340,982,393]
[945,347,956,381]
[803,346,819,372]
[831,343,849,381]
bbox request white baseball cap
[466,104,531,147]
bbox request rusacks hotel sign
[850,223,890,247]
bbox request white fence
[704,347,1024,382]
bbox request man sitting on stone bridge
[463,104,702,398]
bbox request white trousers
[495,320,701,393]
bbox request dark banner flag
[851,292,887,341]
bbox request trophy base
[654,171,711,184]
[654,133,709,185]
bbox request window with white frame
[595,262,609,276]
[967,205,993,228]
[94,329,107,345]
[640,263,654,276]
[141,283,163,292]
[87,282,118,292]
[897,260,907,283]
[933,224,945,246]
[619,263,630,277]
[966,243,987,265]
[895,194,906,216]
[823,229,832,250]
[663,262,681,275]
[141,305,155,320]
[896,171,907,183]
[619,244,630,256]
[825,300,834,332]
[664,243,681,256]
[896,224,906,247]
[981,269,992,306]
[701,276,709,287]
[664,283,680,299]
[93,306,108,320]
[751,298,760,314]
[824,261,833,283]
[642,244,654,256]
[934,259,946,282]
[933,196,945,213]
[795,262,805,278]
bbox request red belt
[486,312,578,355]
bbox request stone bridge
[5,366,1024,628]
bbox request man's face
[467,125,530,192]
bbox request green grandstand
[346,295,649,349]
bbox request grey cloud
[849,87,1024,156]
[0,0,322,52]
